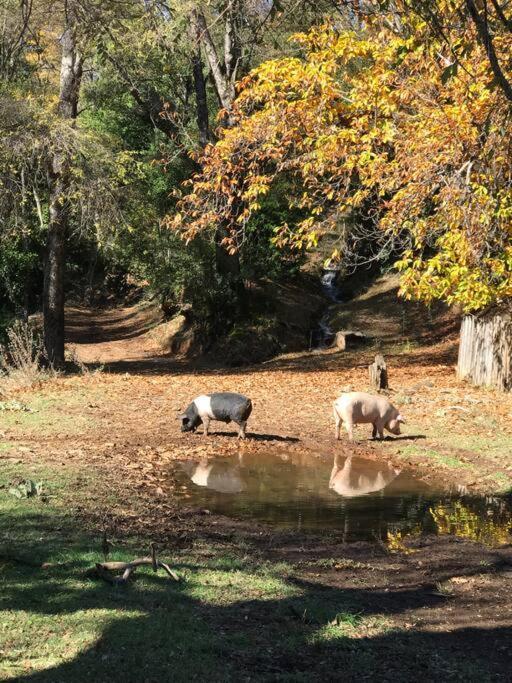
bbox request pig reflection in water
[329,453,400,497]
[181,458,246,494]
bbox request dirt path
[65,303,164,365]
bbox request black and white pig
[179,392,252,439]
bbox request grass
[304,558,376,571]
[2,457,511,680]
[1,463,395,682]
[396,444,472,469]
[441,432,512,459]
[0,391,95,438]
[480,471,512,493]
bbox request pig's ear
[178,413,188,422]
[397,414,406,423]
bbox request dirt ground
[59,286,512,495]
[1,289,512,679]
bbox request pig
[333,391,405,441]
[179,392,252,439]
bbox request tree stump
[369,353,388,390]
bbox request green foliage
[0,233,42,313]
[0,0,355,346]
[241,184,307,281]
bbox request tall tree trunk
[192,4,242,286]
[43,18,83,367]
[193,5,238,121]
[192,49,210,147]
[190,13,211,147]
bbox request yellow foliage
[386,529,419,554]
[168,6,512,311]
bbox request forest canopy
[1,0,512,365]
[172,1,512,313]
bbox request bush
[209,316,282,367]
[0,320,53,393]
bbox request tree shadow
[75,335,460,376]
[2,505,512,682]
[6,570,511,682]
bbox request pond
[172,451,512,544]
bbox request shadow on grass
[1,505,511,681]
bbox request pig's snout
[387,414,405,435]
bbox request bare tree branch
[465,0,512,102]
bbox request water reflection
[173,451,512,544]
[329,454,400,498]
[180,458,246,494]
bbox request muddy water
[173,452,512,544]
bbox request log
[369,353,388,390]
[334,330,367,351]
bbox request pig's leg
[333,407,342,440]
[372,424,377,439]
[345,420,354,441]
[202,417,211,436]
[237,421,247,439]
[376,421,384,440]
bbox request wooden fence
[457,313,512,391]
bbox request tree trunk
[191,46,211,147]
[192,4,242,286]
[43,19,83,367]
[193,7,237,121]
[215,228,241,279]
[465,0,512,102]
[457,313,512,391]
[43,190,67,366]
[190,12,211,148]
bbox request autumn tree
[170,9,512,313]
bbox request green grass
[0,459,508,681]
[1,464,394,681]
[396,445,472,469]
[441,432,512,459]
[0,392,94,437]
[479,471,512,492]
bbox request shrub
[0,320,53,393]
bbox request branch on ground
[86,545,181,584]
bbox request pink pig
[333,391,405,441]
